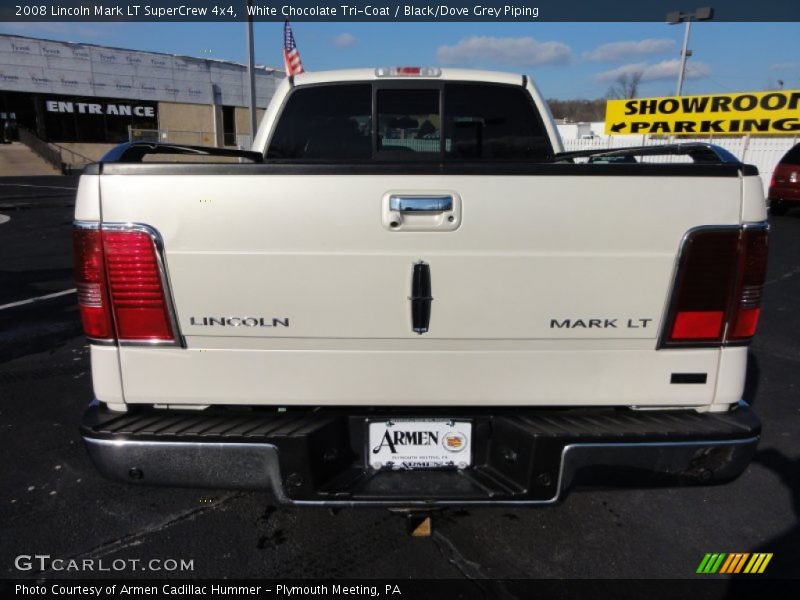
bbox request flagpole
[245,0,257,142]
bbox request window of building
[34,94,158,143]
[222,105,236,146]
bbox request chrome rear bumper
[82,403,760,507]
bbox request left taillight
[72,225,175,344]
[73,227,114,341]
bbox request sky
[1,20,799,99]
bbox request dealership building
[0,34,284,162]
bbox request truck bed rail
[555,142,743,164]
[99,141,742,167]
[100,141,263,163]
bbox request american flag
[283,21,304,76]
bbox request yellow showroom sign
[605,90,800,135]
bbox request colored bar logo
[697,553,773,574]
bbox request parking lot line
[0,288,77,311]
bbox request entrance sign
[39,94,158,143]
[46,100,156,117]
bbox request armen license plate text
[369,419,472,470]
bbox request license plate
[368,419,472,470]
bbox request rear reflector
[662,225,768,347]
[73,224,176,344]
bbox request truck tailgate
[98,171,743,407]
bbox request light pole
[245,0,258,142]
[667,7,714,96]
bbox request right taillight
[727,226,769,341]
[72,224,177,345]
[661,224,769,347]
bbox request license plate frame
[367,418,472,471]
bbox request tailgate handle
[389,195,452,212]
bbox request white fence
[129,128,217,146]
[129,129,255,151]
[562,136,798,194]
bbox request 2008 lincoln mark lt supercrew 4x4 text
[74,67,768,506]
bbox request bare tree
[548,99,606,122]
[606,71,644,99]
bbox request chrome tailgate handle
[389,195,453,212]
[382,191,461,232]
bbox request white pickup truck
[75,68,768,506]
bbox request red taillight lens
[73,228,114,340]
[727,227,769,341]
[663,225,768,346]
[671,311,725,340]
[104,230,174,342]
[72,225,175,343]
[666,229,739,343]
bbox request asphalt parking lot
[0,175,798,583]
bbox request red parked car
[769,143,800,215]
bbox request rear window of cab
[266,82,553,162]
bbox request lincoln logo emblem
[189,316,289,328]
